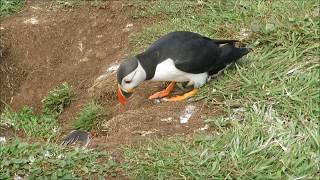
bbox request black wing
[141,31,248,74]
[61,130,90,146]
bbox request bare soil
[0,0,222,150]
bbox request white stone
[180,105,196,124]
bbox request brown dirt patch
[0,0,222,150]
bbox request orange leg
[148,81,176,99]
[163,88,198,102]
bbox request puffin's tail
[208,45,250,76]
[212,39,239,44]
[211,38,251,58]
[219,44,250,63]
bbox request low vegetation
[0,83,72,140]
[0,139,116,179]
[73,101,105,131]
[0,106,60,140]
[0,0,24,16]
[124,0,319,179]
[0,83,113,178]
[42,82,72,118]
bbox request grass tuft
[0,0,24,16]
[73,101,106,131]
[0,106,60,140]
[42,82,72,117]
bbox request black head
[117,57,139,84]
[117,57,146,105]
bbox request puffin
[117,31,250,105]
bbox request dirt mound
[87,69,222,149]
[0,1,221,149]
[0,38,27,111]
[2,1,132,110]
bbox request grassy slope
[123,0,320,179]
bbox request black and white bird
[117,31,250,105]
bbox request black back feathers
[133,31,250,79]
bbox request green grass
[0,106,60,140]
[123,0,320,179]
[0,139,116,179]
[124,106,319,179]
[0,0,24,16]
[0,83,72,140]
[42,82,72,118]
[73,101,106,131]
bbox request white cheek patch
[122,62,147,90]
[123,70,137,85]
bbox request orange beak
[118,85,127,105]
[118,85,134,105]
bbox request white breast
[151,58,208,88]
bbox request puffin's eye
[125,80,132,83]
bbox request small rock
[30,6,41,10]
[198,124,209,131]
[232,107,246,113]
[132,130,156,136]
[180,105,196,124]
[160,117,174,123]
[154,99,161,104]
[28,156,35,164]
[14,175,24,180]
[78,41,84,52]
[287,67,299,75]
[126,23,133,28]
[24,17,39,25]
[0,137,6,144]
[57,154,64,159]
[79,57,89,62]
[106,64,120,73]
[122,23,134,32]
[43,151,52,158]
[238,28,251,40]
